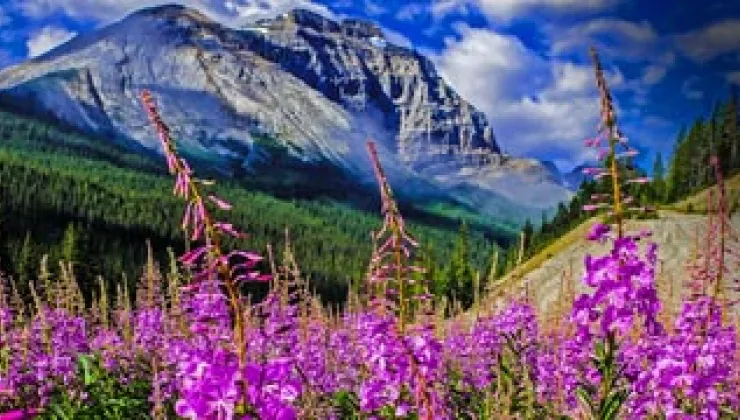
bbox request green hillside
[0,109,508,303]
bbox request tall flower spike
[140,90,268,410]
[366,141,425,330]
[586,47,650,238]
[709,156,739,309]
[589,46,625,238]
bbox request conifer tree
[652,152,666,203]
[61,223,77,265]
[722,86,739,172]
[446,221,475,308]
[15,232,32,288]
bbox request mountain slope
[0,108,503,302]
[669,173,740,213]
[0,5,571,219]
[488,204,740,319]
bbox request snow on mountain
[0,5,573,219]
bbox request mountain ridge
[0,4,573,220]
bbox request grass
[667,173,740,214]
[487,216,598,295]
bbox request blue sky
[0,0,739,171]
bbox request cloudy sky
[0,0,739,170]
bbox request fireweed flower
[174,348,241,420]
[141,91,274,416]
[586,222,611,242]
[573,237,662,343]
[0,409,40,420]
[535,331,590,413]
[365,141,426,328]
[625,298,738,418]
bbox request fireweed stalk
[584,47,649,237]
[630,156,740,418]
[365,141,427,330]
[365,141,442,418]
[140,90,269,413]
[707,156,740,306]
[571,48,663,419]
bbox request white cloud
[16,0,334,27]
[396,3,426,21]
[677,19,740,63]
[383,28,413,49]
[640,65,667,85]
[548,19,675,88]
[19,0,162,21]
[433,26,618,165]
[639,53,675,85]
[26,26,77,58]
[681,78,704,100]
[0,8,10,26]
[549,19,658,60]
[431,0,468,18]
[432,0,617,21]
[364,1,387,16]
[476,0,617,21]
[727,71,740,85]
[223,0,335,22]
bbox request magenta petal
[209,195,233,210]
[0,409,39,420]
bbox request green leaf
[77,354,95,386]
[601,391,626,420]
[576,387,596,416]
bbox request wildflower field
[0,50,739,420]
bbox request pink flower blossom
[0,409,39,420]
[628,177,651,184]
[208,195,233,211]
[587,223,611,242]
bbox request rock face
[0,5,571,216]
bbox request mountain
[561,164,590,191]
[0,5,572,220]
[0,108,503,302]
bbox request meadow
[0,49,738,420]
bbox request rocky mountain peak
[236,8,501,167]
[130,3,212,24]
[257,9,384,40]
[340,18,384,40]
[0,5,573,216]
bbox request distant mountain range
[0,5,577,222]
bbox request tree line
[502,87,740,273]
[0,109,504,306]
[662,87,739,202]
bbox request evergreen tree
[417,244,441,298]
[666,125,690,201]
[485,248,500,286]
[652,152,666,203]
[15,231,32,287]
[521,219,534,257]
[61,223,78,265]
[446,221,475,308]
[722,86,739,172]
